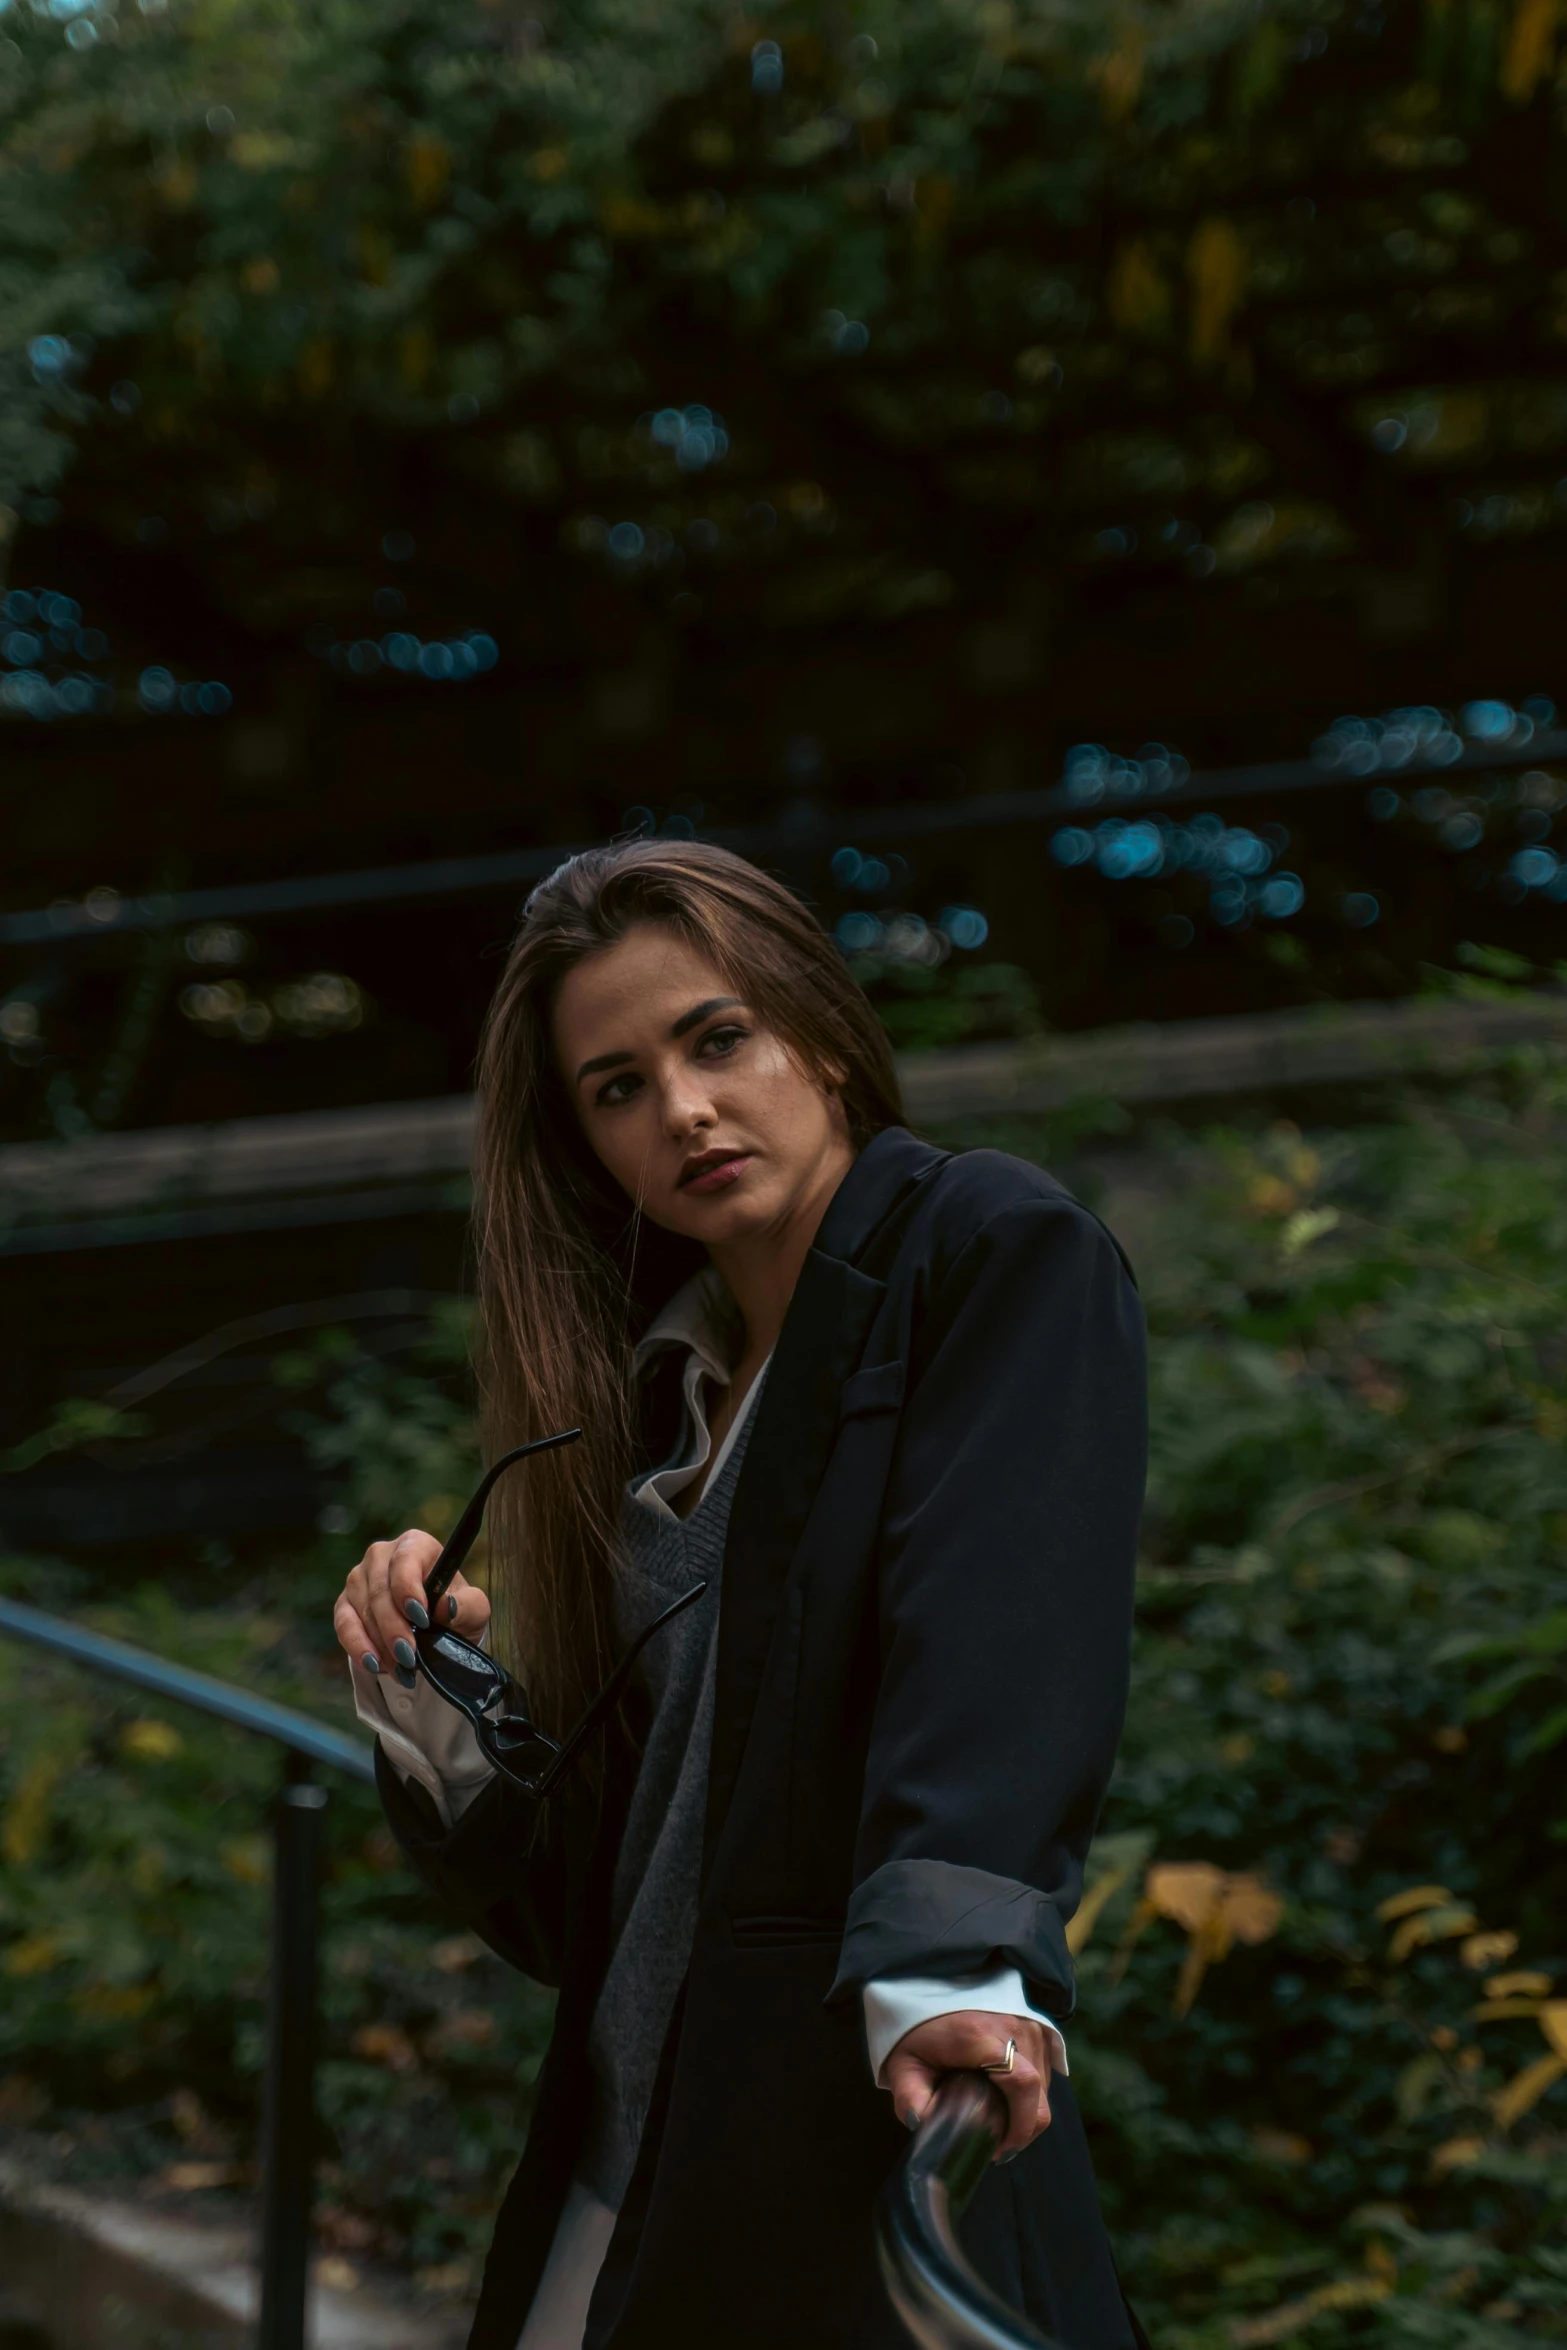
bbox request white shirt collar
[630,1265,762,1523]
[632,1263,740,1388]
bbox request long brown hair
[472,839,903,1739]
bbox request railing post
[258,1756,328,2350]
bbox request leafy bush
[1077,1057,1567,2347]
[0,1316,550,2290]
[2,1056,1565,2335]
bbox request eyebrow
[574,997,744,1085]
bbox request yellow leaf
[407,133,451,207]
[299,339,334,398]
[1251,2127,1312,2165]
[1501,0,1558,102]
[3,1933,63,1978]
[1461,1930,1517,1970]
[121,1719,183,1764]
[350,2022,418,2071]
[1173,1911,1229,2018]
[1065,1865,1133,1956]
[1540,2003,1567,2059]
[73,1982,156,2022]
[1223,1876,1284,1945]
[1430,2135,1486,2174]
[1095,25,1145,118]
[1280,1207,1340,1258]
[1231,2275,1390,2346]
[1486,1971,1554,1998]
[1473,1999,1546,2021]
[222,1837,269,1886]
[1376,1883,1453,1923]
[1107,240,1169,337]
[1491,2050,1567,2129]
[162,2161,240,2191]
[231,132,300,171]
[1388,1906,1477,1963]
[1146,1861,1226,1931]
[1189,219,1246,367]
[2,1756,64,1866]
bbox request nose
[660,1063,717,1142]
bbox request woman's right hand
[332,1530,492,1685]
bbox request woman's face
[552,923,854,1248]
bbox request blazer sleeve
[375,1742,572,1987]
[828,1193,1147,2021]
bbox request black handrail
[878,2072,1060,2350]
[4,1590,1064,2350]
[0,1594,375,2350]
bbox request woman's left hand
[883,2012,1052,2161]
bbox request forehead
[551,923,732,1050]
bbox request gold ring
[981,2037,1017,2077]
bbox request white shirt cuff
[862,1967,1069,2087]
[348,1652,493,1831]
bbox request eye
[698,1022,747,1058]
[594,1070,643,1108]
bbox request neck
[705,1139,855,1361]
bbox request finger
[387,1529,445,1633]
[882,2051,939,2132]
[991,2053,1049,2159]
[439,1572,492,1639]
[359,1542,407,1670]
[333,1594,380,1673]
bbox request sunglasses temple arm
[533,1579,709,1798]
[423,1428,582,1611]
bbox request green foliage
[3,1057,1566,2326]
[848,954,1045,1053]
[1078,1059,1567,2346]
[0,1559,549,2285]
[4,0,1556,635]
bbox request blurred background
[1,2,1565,2345]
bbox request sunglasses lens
[423,1630,506,1704]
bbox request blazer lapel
[701,1128,946,1868]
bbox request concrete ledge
[2,992,1564,1252]
[0,2160,464,2350]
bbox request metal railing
[880,2073,1058,2350]
[3,1593,1061,2350]
[0,1594,374,2350]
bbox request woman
[333,841,1147,2350]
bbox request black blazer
[378,1127,1149,2349]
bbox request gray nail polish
[361,1653,380,1675]
[393,1637,416,1670]
[404,1598,429,1630]
[394,1665,417,1691]
[905,2107,920,2133]
[447,1595,458,1622]
[999,2148,1021,2166]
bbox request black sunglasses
[414,1429,707,1798]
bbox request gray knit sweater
[575,1396,758,2210]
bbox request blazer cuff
[348,1651,492,1832]
[862,1968,1069,2086]
[828,1858,1077,2019]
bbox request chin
[670,1185,776,1242]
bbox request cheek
[577,1103,658,1200]
[741,1043,832,1145]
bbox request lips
[678,1150,753,1193]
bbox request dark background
[5,0,1567,1542]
